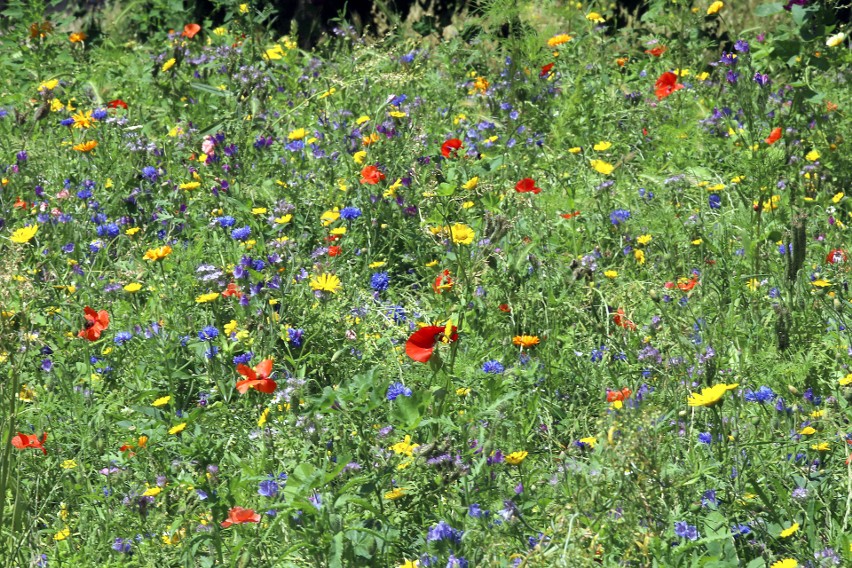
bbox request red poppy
[360,165,385,185]
[515,178,541,194]
[540,62,555,78]
[79,307,110,341]
[328,245,342,257]
[677,276,699,292]
[765,127,782,145]
[560,211,581,220]
[644,46,667,57]
[498,303,511,313]
[13,196,27,209]
[221,506,261,528]
[827,249,847,264]
[606,387,632,402]
[107,99,128,110]
[433,269,454,294]
[405,325,458,363]
[325,234,342,243]
[222,282,243,298]
[654,71,683,100]
[11,432,47,455]
[612,308,636,331]
[182,23,201,39]
[235,359,277,394]
[441,138,463,158]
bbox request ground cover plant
[1,0,851,566]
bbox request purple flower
[674,521,699,541]
[386,382,412,401]
[427,521,462,544]
[753,72,770,86]
[230,226,251,241]
[258,478,279,498]
[482,360,504,374]
[734,39,750,53]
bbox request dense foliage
[1,0,851,566]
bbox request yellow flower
[604,270,618,279]
[264,45,285,60]
[505,451,528,465]
[389,435,419,457]
[637,234,652,245]
[125,227,140,235]
[353,150,367,164]
[456,387,471,397]
[369,261,386,268]
[706,1,724,15]
[691,238,703,246]
[179,181,200,191]
[687,383,739,407]
[697,72,710,81]
[779,522,799,538]
[320,208,340,226]
[72,110,94,129]
[239,3,249,13]
[580,436,598,448]
[195,292,220,303]
[798,426,815,435]
[547,34,573,47]
[590,159,614,175]
[161,58,176,72]
[72,140,97,152]
[143,486,162,497]
[10,225,38,244]
[832,192,844,204]
[384,488,406,500]
[634,249,646,265]
[398,560,420,568]
[746,278,761,291]
[143,245,172,261]
[274,214,292,224]
[839,373,852,386]
[224,320,238,335]
[811,442,830,451]
[356,115,371,125]
[18,385,35,402]
[770,560,797,568]
[329,227,347,236]
[169,423,187,435]
[812,279,831,288]
[257,408,270,427]
[462,176,479,190]
[450,224,475,245]
[288,128,308,140]
[61,459,78,469]
[826,32,845,48]
[123,283,142,293]
[805,149,820,162]
[593,141,612,151]
[513,335,540,348]
[310,273,342,294]
[54,527,71,541]
[586,12,605,23]
[425,260,438,267]
[569,147,582,154]
[39,79,59,91]
[389,110,406,118]
[674,68,690,77]
[152,395,171,407]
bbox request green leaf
[754,2,783,16]
[190,82,232,97]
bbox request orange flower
[360,165,385,185]
[221,506,261,528]
[433,269,454,294]
[513,335,540,348]
[11,432,47,455]
[79,307,110,341]
[676,276,699,291]
[606,387,632,403]
[654,72,683,100]
[72,140,98,152]
[765,127,782,145]
[182,23,201,39]
[236,359,277,394]
[69,32,87,43]
[222,282,243,298]
[612,308,636,330]
[644,46,667,57]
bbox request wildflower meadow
[1,0,851,566]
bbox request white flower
[826,32,845,48]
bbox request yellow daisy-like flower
[320,208,340,226]
[224,320,238,335]
[257,408,270,427]
[513,335,540,348]
[369,261,386,268]
[398,560,419,568]
[505,451,528,465]
[239,3,249,14]
[264,45,285,61]
[586,12,605,23]
[569,147,582,154]
[456,387,471,397]
[826,32,846,48]
[125,227,140,236]
[805,149,820,162]
[770,560,797,568]
[72,110,94,129]
[779,522,799,538]
[637,234,652,245]
[839,374,852,386]
[54,527,71,541]
[812,279,831,288]
[143,245,172,262]
[590,159,614,175]
[169,423,187,435]
[450,223,475,245]
[143,486,162,497]
[389,435,419,457]
[123,283,142,293]
[580,436,598,448]
[634,249,646,264]
[152,395,171,407]
[811,442,830,451]
[329,227,347,236]
[547,34,573,47]
[604,270,618,279]
[798,426,815,435]
[39,79,59,91]
[161,58,176,73]
[687,383,739,407]
[10,225,38,244]
[593,141,612,151]
[462,176,479,190]
[353,150,367,164]
[274,214,293,224]
[195,292,220,303]
[61,459,78,469]
[72,140,98,152]
[706,1,724,15]
[310,273,342,294]
[179,181,200,191]
[288,128,308,140]
[384,488,406,500]
[356,115,371,125]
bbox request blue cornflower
[744,386,775,403]
[386,382,412,401]
[205,346,219,359]
[370,272,389,292]
[482,360,504,374]
[233,352,253,365]
[674,521,699,541]
[92,108,108,120]
[287,327,304,347]
[77,189,93,199]
[97,223,120,238]
[231,226,251,241]
[339,206,362,220]
[60,117,75,126]
[701,490,718,508]
[198,326,219,341]
[114,332,133,346]
[215,215,235,228]
[753,72,770,86]
[258,478,279,498]
[427,521,462,544]
[141,166,159,182]
[447,555,468,568]
[734,39,750,53]
[468,504,484,518]
[709,194,721,209]
[731,524,751,537]
[719,51,737,65]
[112,538,132,553]
[698,432,713,445]
[609,209,631,226]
